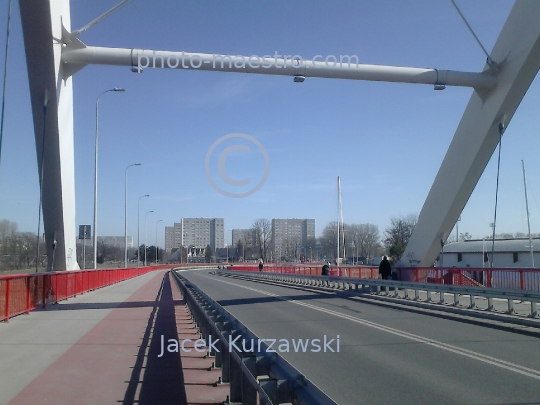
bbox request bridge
[1,1,540,403]
[1,264,540,404]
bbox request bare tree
[252,219,271,261]
[0,219,17,240]
[384,214,417,264]
[319,221,338,260]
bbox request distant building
[96,236,133,248]
[231,229,256,246]
[438,239,540,268]
[271,219,315,261]
[165,226,176,251]
[164,218,224,251]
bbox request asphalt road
[179,268,540,405]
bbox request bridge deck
[0,270,228,405]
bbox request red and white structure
[18,1,540,271]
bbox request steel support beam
[399,1,540,268]
[61,44,496,90]
[20,0,79,271]
[19,0,539,272]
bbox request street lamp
[144,210,154,266]
[93,87,125,269]
[155,219,163,264]
[124,163,141,268]
[137,194,149,267]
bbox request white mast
[522,160,534,267]
[336,177,340,266]
[337,176,345,266]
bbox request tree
[347,223,381,261]
[0,219,17,240]
[252,219,271,261]
[0,220,46,271]
[235,240,245,261]
[459,232,472,241]
[204,244,213,263]
[383,214,417,264]
[319,222,338,261]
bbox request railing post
[26,277,31,314]
[530,301,537,318]
[229,355,242,403]
[520,270,525,291]
[4,279,11,322]
[507,298,514,314]
[469,295,476,309]
[242,355,257,405]
[42,275,48,308]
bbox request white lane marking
[203,274,540,380]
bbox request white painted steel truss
[18,0,540,270]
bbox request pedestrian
[321,261,330,276]
[258,258,264,272]
[378,256,391,280]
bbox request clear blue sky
[1,0,539,248]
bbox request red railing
[226,264,540,292]
[0,264,175,323]
[226,264,380,278]
[396,267,540,292]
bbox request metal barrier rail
[0,264,175,322]
[171,270,337,405]
[219,270,540,319]
[226,265,540,292]
[396,267,540,291]
[227,264,380,279]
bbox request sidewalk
[0,269,227,405]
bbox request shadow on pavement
[122,273,188,405]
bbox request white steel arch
[18,0,540,270]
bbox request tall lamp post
[124,163,141,268]
[93,87,125,269]
[144,210,154,267]
[137,194,149,267]
[155,219,163,264]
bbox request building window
[513,252,518,263]
[484,252,489,263]
[457,253,462,262]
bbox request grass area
[0,262,126,277]
[0,268,43,276]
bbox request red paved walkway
[4,270,228,405]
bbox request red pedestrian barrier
[0,264,177,322]
[226,263,540,293]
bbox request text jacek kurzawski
[158,334,340,357]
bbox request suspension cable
[0,0,12,173]
[490,123,504,268]
[450,0,494,67]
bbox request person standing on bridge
[258,258,264,271]
[378,256,391,280]
[321,261,330,276]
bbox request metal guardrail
[0,265,178,322]
[219,269,540,319]
[222,264,540,292]
[170,270,338,405]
